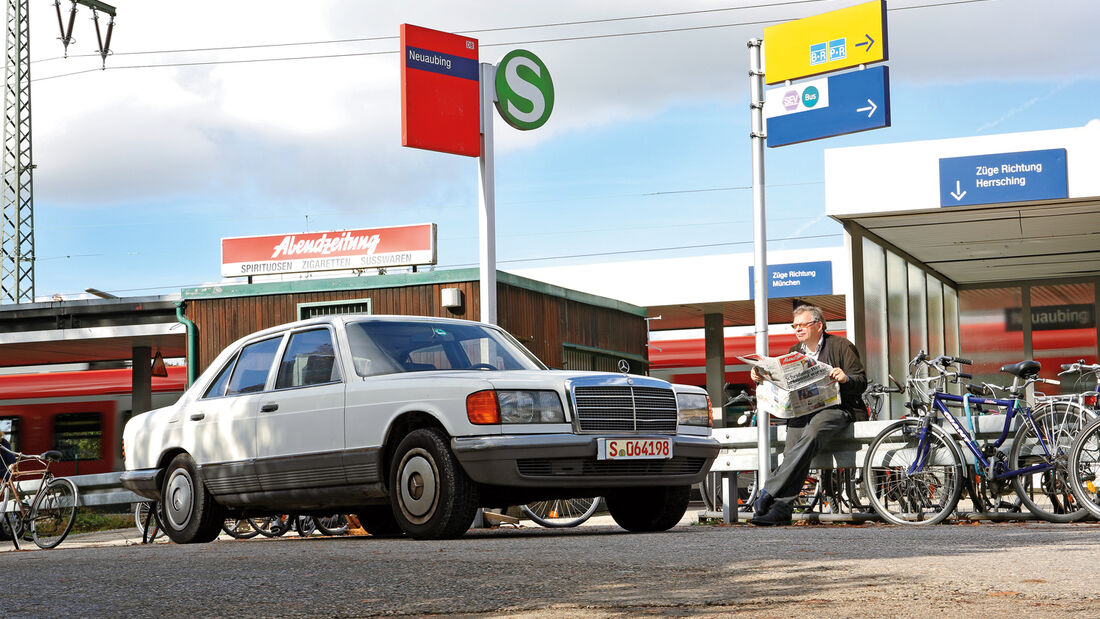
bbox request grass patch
[71,511,132,534]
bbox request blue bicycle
[862,351,1091,525]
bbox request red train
[0,367,186,476]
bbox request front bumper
[120,468,162,501]
[451,433,720,488]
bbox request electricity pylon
[1,0,114,303]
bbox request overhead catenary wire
[32,0,993,82]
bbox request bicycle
[862,351,1091,525]
[134,501,164,542]
[521,498,601,527]
[1059,361,1100,519]
[1,446,79,549]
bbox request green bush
[71,511,131,534]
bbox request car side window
[202,355,237,399]
[226,337,282,395]
[275,329,341,389]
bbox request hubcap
[164,469,194,530]
[398,449,438,522]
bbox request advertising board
[221,223,437,278]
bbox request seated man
[749,304,867,526]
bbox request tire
[862,419,964,525]
[313,514,350,536]
[1068,416,1100,520]
[295,514,316,537]
[1009,403,1091,523]
[221,518,260,539]
[356,506,404,538]
[134,502,165,540]
[521,497,601,528]
[158,453,225,544]
[31,477,78,549]
[250,515,293,537]
[605,485,690,533]
[700,470,756,515]
[389,428,480,540]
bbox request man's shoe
[752,490,774,518]
[749,506,792,527]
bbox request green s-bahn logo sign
[494,49,554,131]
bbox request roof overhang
[646,294,846,331]
[834,196,1100,286]
[0,323,186,367]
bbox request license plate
[597,438,673,461]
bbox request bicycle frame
[2,456,56,546]
[919,392,1054,480]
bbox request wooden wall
[184,278,644,374]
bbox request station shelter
[827,121,1100,418]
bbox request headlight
[677,392,712,427]
[497,390,565,423]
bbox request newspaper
[738,352,841,419]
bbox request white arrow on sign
[856,99,878,117]
[950,180,967,201]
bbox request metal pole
[748,38,770,491]
[477,62,497,325]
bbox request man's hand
[828,367,848,384]
[750,367,764,384]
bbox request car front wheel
[605,485,690,533]
[390,428,479,540]
[158,453,225,544]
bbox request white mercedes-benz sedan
[122,314,720,542]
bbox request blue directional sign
[749,261,833,299]
[764,65,890,148]
[938,148,1068,207]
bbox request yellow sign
[763,0,887,85]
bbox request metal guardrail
[706,415,1019,524]
[5,472,142,510]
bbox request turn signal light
[466,390,500,424]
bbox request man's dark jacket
[788,331,868,420]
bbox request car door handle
[260,403,279,413]
[189,413,205,421]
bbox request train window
[53,412,102,461]
[275,329,341,389]
[227,337,282,395]
[0,416,19,453]
[203,355,237,399]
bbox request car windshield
[345,320,546,377]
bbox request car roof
[241,313,493,342]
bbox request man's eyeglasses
[791,321,818,329]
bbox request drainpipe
[175,301,198,387]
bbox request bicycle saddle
[42,450,63,462]
[999,360,1040,378]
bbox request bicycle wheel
[221,518,260,539]
[31,477,78,549]
[1068,416,1100,519]
[314,514,349,536]
[862,419,964,525]
[250,515,290,537]
[521,497,601,528]
[134,502,164,540]
[1009,403,1091,523]
[295,514,316,537]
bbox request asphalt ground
[3,511,1100,617]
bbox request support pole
[748,38,771,491]
[477,62,497,325]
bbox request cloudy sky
[22,0,1100,299]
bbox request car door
[255,327,346,491]
[188,335,282,497]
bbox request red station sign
[400,24,480,157]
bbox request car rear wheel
[605,485,690,532]
[390,428,479,539]
[158,453,225,544]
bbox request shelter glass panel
[861,238,888,389]
[886,250,910,418]
[908,262,928,359]
[944,285,960,358]
[959,287,1024,389]
[1029,282,1097,396]
[927,275,945,358]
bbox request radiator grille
[572,385,678,433]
